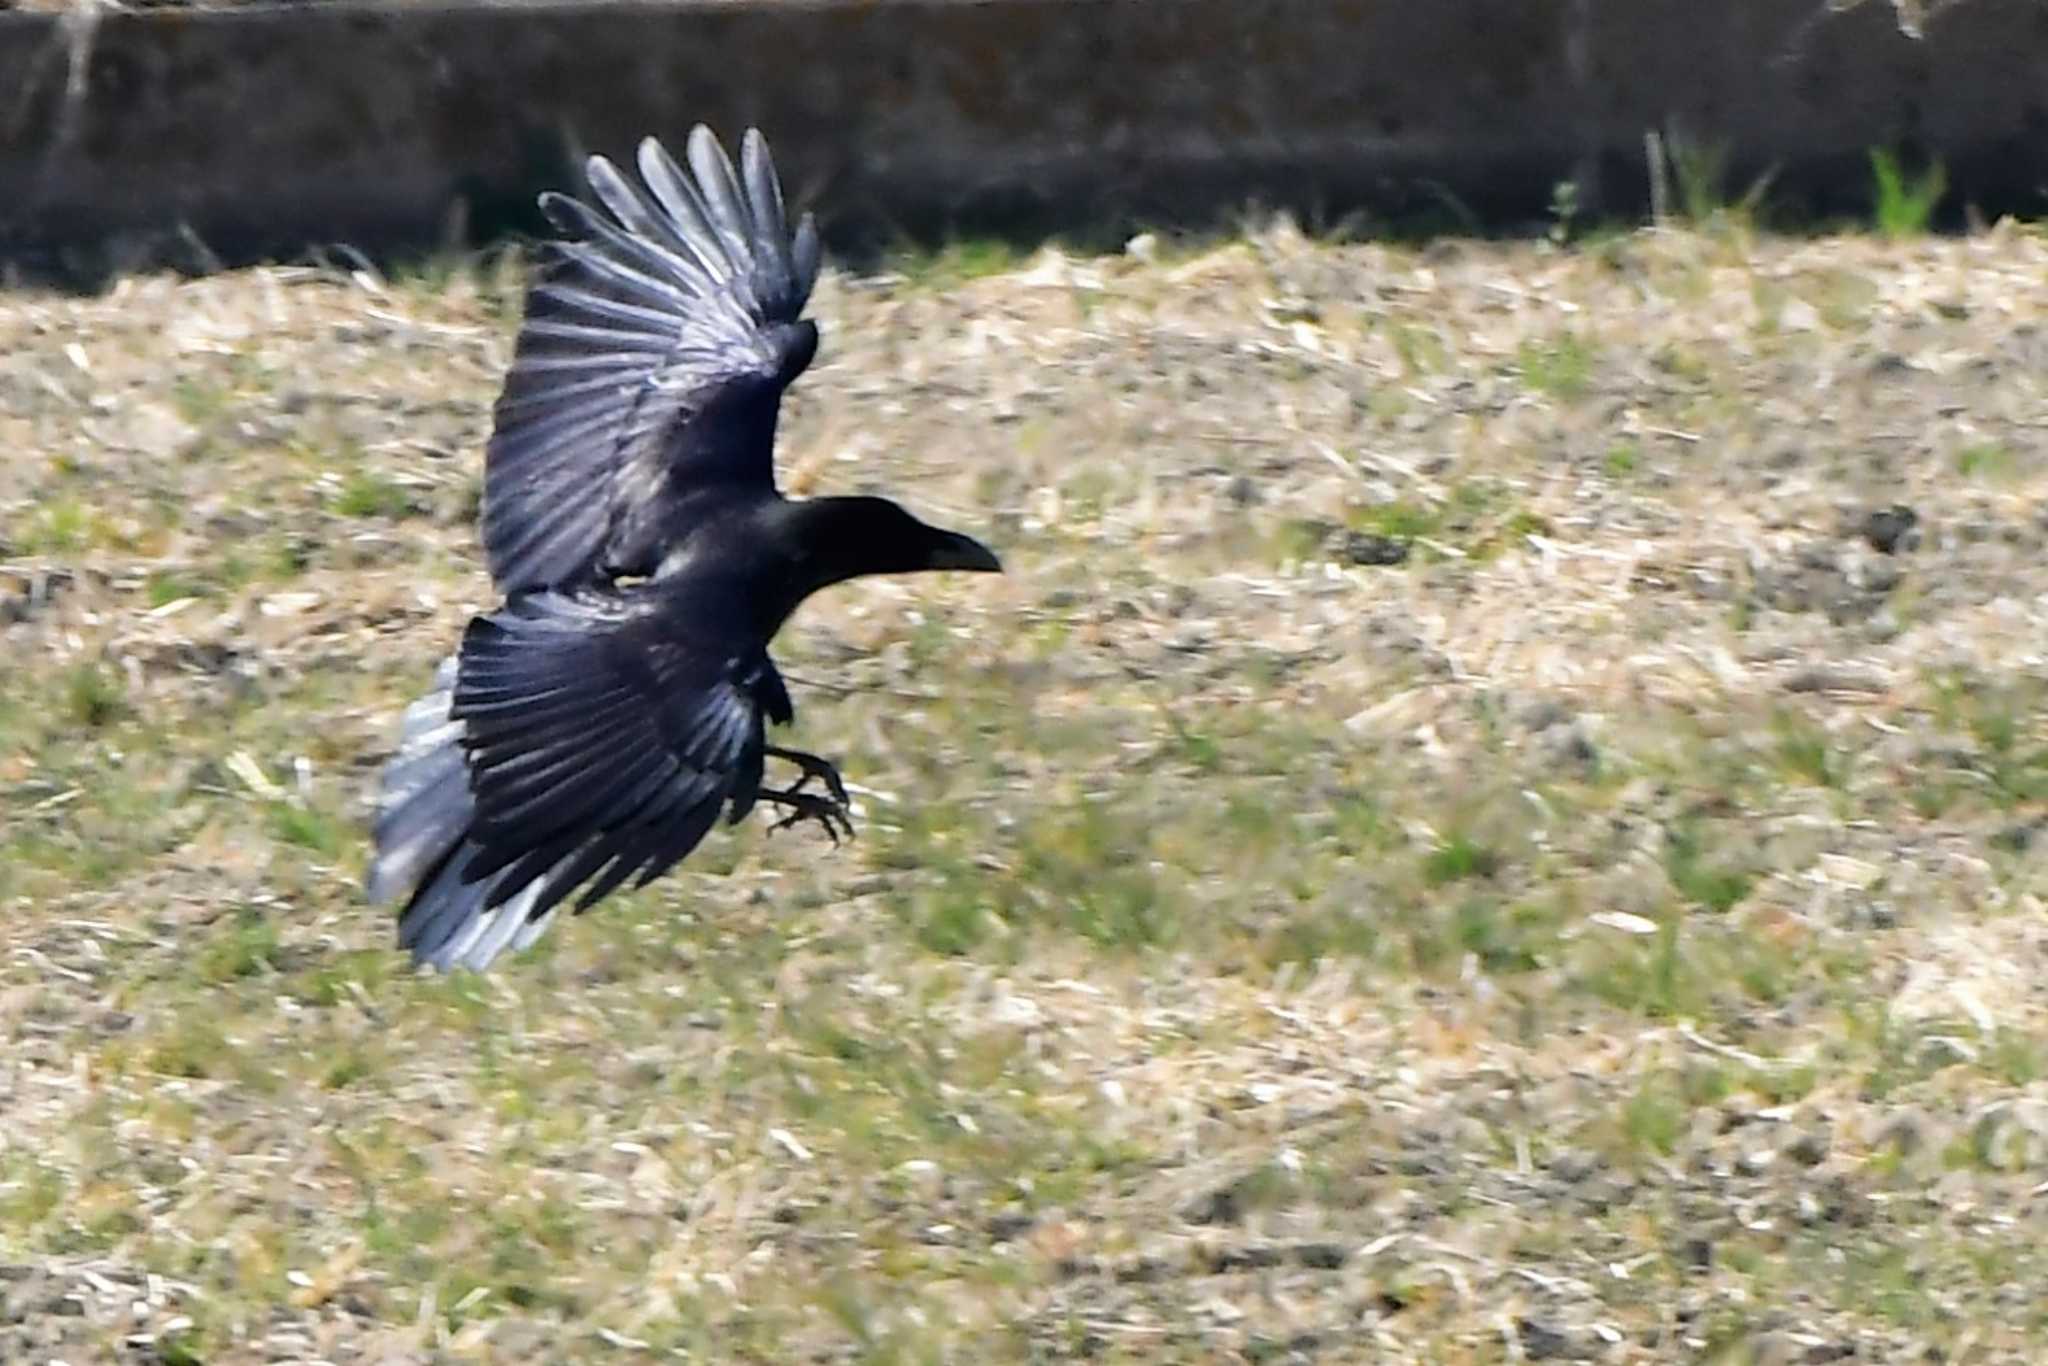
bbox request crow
[364,126,1002,972]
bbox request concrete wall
[0,0,2043,283]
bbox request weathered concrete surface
[0,0,2043,283]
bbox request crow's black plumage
[365,126,1001,972]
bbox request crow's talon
[765,745,850,810]
[763,788,855,845]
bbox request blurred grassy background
[6,208,2048,1359]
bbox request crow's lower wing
[392,590,774,970]
[482,125,823,595]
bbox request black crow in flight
[364,126,1002,971]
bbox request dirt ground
[5,220,2048,1363]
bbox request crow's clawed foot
[761,746,855,844]
[763,787,856,845]
[764,745,851,809]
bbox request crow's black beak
[927,531,1003,573]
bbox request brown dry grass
[6,219,2048,1362]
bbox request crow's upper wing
[482,125,823,594]
[395,588,789,971]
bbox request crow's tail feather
[365,656,560,972]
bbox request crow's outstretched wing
[390,589,792,972]
[483,125,823,594]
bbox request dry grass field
[6,218,2048,1362]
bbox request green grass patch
[1422,832,1501,886]
[63,663,130,729]
[1348,499,1440,542]
[889,238,1026,290]
[1515,332,1595,398]
[14,497,93,554]
[331,469,415,519]
[1664,822,1753,913]
[1869,148,1947,240]
[268,799,349,858]
[1955,440,2019,482]
[198,905,283,983]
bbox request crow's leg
[761,746,854,843]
